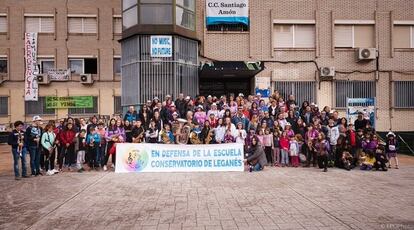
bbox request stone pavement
[1,145,414,230]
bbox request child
[340,147,353,171]
[7,121,28,180]
[289,135,300,167]
[224,129,235,143]
[235,122,247,144]
[374,145,388,171]
[272,130,280,166]
[315,133,329,172]
[263,128,273,166]
[385,132,399,169]
[360,150,375,171]
[256,129,264,147]
[86,127,101,170]
[279,131,290,167]
[76,129,87,172]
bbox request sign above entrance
[150,36,173,58]
[206,0,249,26]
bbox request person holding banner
[244,136,267,172]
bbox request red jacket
[279,137,290,150]
[61,129,76,146]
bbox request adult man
[25,116,43,176]
[232,106,249,131]
[175,93,186,118]
[8,121,28,180]
[124,106,138,123]
[354,112,368,131]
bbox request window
[140,4,172,24]
[68,17,97,33]
[38,59,54,74]
[123,0,137,11]
[393,25,414,48]
[69,97,98,115]
[113,17,122,34]
[176,0,195,30]
[274,24,315,48]
[114,58,121,74]
[0,58,7,73]
[122,5,137,29]
[0,16,6,33]
[25,97,55,115]
[114,96,122,115]
[207,24,249,32]
[335,25,375,48]
[273,81,316,105]
[0,97,8,116]
[394,81,414,108]
[69,58,97,74]
[335,81,376,108]
[25,16,54,33]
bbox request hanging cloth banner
[206,0,249,26]
[24,32,39,101]
[115,143,244,173]
[45,96,94,109]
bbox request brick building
[0,0,413,132]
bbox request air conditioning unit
[36,74,50,85]
[356,48,377,61]
[320,67,335,77]
[80,74,93,84]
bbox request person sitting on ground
[244,136,267,172]
[374,145,388,171]
[360,150,375,171]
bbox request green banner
[46,96,93,109]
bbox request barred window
[394,81,414,108]
[273,81,316,105]
[335,81,376,108]
[68,97,98,115]
[25,97,55,115]
[0,97,8,116]
[114,96,122,115]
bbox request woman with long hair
[59,122,77,171]
[103,118,118,171]
[244,136,268,172]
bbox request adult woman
[59,123,76,171]
[340,117,348,128]
[152,110,163,131]
[194,105,207,126]
[139,104,151,129]
[103,119,120,171]
[244,136,268,171]
[247,114,259,132]
[214,118,226,143]
[286,110,298,131]
[124,120,133,143]
[299,101,310,116]
[41,124,57,175]
[249,102,260,120]
[200,120,212,144]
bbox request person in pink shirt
[194,105,207,126]
[262,128,273,166]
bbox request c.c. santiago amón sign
[115,143,244,173]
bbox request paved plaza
[1,146,414,230]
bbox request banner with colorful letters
[24,32,38,101]
[115,143,244,173]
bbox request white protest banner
[48,69,71,81]
[206,0,249,26]
[24,32,38,101]
[150,36,173,57]
[115,143,244,173]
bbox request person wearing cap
[25,116,43,176]
[194,105,206,126]
[207,103,219,118]
[8,121,29,180]
[385,131,399,169]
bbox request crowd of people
[8,91,400,179]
